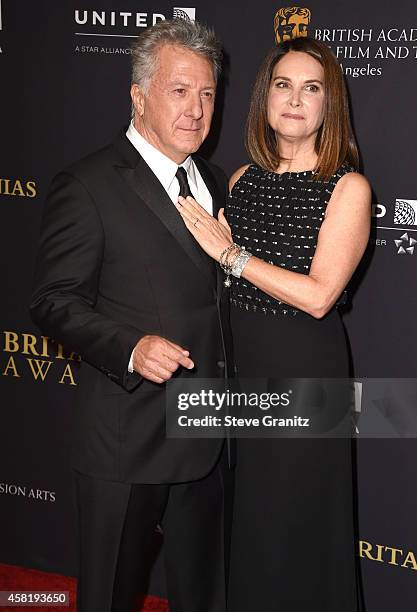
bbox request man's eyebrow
[167,80,191,87]
[167,80,216,90]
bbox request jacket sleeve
[30,171,143,391]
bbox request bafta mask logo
[274,6,311,43]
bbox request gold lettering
[374,544,384,562]
[4,331,19,352]
[0,179,37,197]
[401,551,417,571]
[56,343,65,360]
[2,356,21,377]
[1,179,12,195]
[385,546,403,566]
[11,180,25,197]
[27,358,53,381]
[68,351,81,362]
[59,363,77,385]
[22,333,40,356]
[26,181,37,197]
[40,336,50,357]
[358,540,380,561]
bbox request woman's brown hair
[245,37,359,180]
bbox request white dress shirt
[126,122,213,213]
[125,122,214,373]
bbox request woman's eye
[305,84,319,92]
[275,81,288,88]
[174,88,186,95]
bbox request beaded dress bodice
[226,163,352,316]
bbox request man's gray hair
[131,18,223,93]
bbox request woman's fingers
[175,200,196,222]
[178,195,210,219]
[218,208,230,228]
[218,209,232,240]
[175,199,233,262]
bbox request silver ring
[193,218,200,227]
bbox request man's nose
[185,93,203,119]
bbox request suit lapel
[113,134,217,292]
[193,156,224,218]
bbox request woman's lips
[281,113,304,120]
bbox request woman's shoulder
[325,165,371,214]
[332,164,371,196]
[228,163,256,192]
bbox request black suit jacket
[30,131,232,484]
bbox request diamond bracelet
[219,243,252,286]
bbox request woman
[176,37,370,611]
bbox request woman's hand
[175,196,233,262]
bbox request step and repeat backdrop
[1,1,416,609]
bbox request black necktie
[176,166,193,198]
[176,167,217,286]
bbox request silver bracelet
[219,243,240,287]
[231,249,252,278]
[219,243,239,273]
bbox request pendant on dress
[224,276,231,287]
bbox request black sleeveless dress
[226,164,360,611]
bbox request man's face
[131,44,216,164]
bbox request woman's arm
[241,172,371,318]
[176,170,371,319]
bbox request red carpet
[0,564,169,611]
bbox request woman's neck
[276,137,318,173]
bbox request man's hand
[132,335,194,383]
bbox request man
[30,19,231,612]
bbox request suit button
[217,360,225,369]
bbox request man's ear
[130,84,145,117]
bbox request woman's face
[267,51,325,144]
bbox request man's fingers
[134,335,194,376]
[162,356,181,373]
[177,354,195,369]
[148,340,194,370]
[142,362,175,381]
[140,353,193,382]
[163,346,194,369]
[140,368,165,384]
[163,341,194,369]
